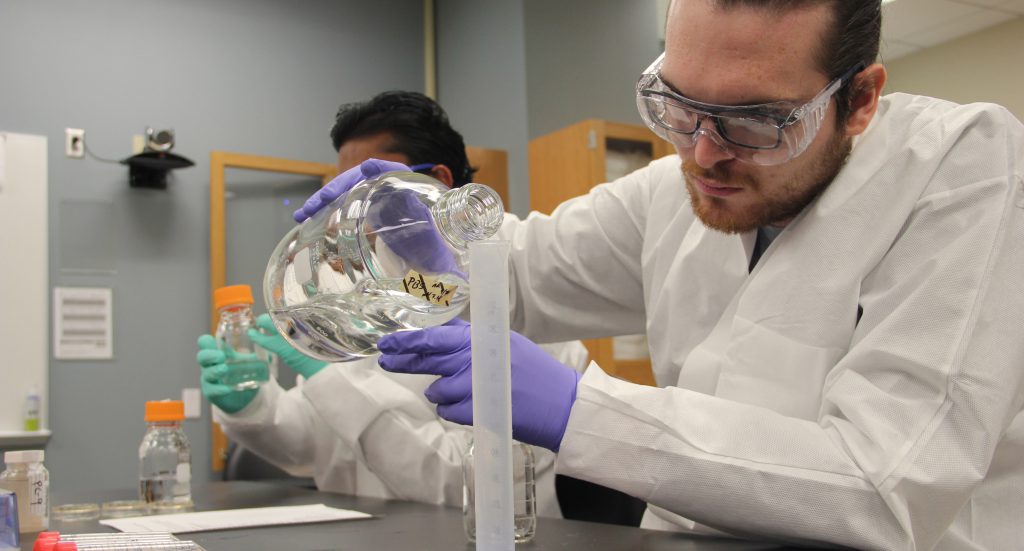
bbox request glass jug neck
[430,183,504,250]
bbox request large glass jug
[264,171,504,362]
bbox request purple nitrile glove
[377,318,582,452]
[365,186,460,275]
[293,158,411,222]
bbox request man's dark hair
[330,91,476,187]
[715,0,882,124]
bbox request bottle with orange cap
[138,400,192,510]
[212,284,271,390]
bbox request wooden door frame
[209,152,336,329]
[208,151,336,471]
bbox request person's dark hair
[330,91,476,187]
[714,0,882,124]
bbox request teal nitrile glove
[248,314,328,379]
[196,335,261,414]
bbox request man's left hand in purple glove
[365,185,461,275]
[377,319,581,452]
[293,158,410,222]
[294,157,458,276]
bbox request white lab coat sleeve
[299,359,468,506]
[213,378,320,478]
[507,168,652,343]
[558,111,1024,548]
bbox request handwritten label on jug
[403,270,457,307]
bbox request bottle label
[29,471,47,517]
[403,270,458,306]
[176,463,191,483]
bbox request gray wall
[436,0,663,216]
[0,0,424,493]
[436,0,532,216]
[523,0,663,139]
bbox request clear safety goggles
[636,53,864,166]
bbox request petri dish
[151,500,194,515]
[52,503,101,522]
[101,500,151,518]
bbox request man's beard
[683,133,852,234]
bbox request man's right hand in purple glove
[293,158,410,222]
[376,319,582,452]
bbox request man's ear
[430,164,455,188]
[843,62,887,137]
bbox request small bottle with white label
[139,400,192,512]
[0,450,50,532]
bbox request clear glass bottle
[138,400,193,511]
[213,284,271,390]
[0,450,49,532]
[462,439,537,544]
[264,171,504,362]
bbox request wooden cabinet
[528,119,674,386]
[465,146,509,208]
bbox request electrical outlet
[131,134,145,155]
[65,128,85,158]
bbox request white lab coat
[506,93,1024,550]
[214,339,587,517]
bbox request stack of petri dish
[51,503,100,522]
[101,500,150,519]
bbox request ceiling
[881,0,1024,60]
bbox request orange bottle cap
[145,400,185,422]
[213,284,254,311]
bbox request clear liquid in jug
[264,171,503,362]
